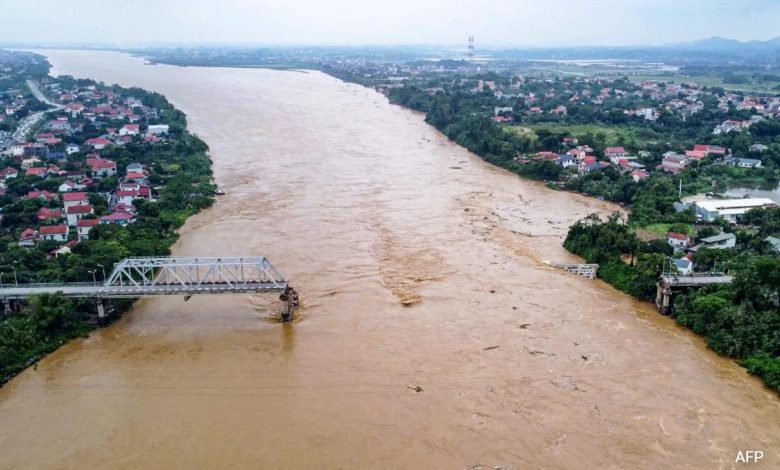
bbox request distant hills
[664,36,780,53]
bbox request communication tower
[468,36,475,59]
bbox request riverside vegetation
[0,52,215,384]
[330,67,780,393]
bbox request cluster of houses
[0,78,169,255]
[478,75,780,125]
[13,158,153,254]
[666,229,741,275]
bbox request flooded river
[0,50,778,469]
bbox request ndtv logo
[735,450,764,464]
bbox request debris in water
[407,385,424,393]
[523,347,556,357]
[483,345,500,351]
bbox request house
[673,257,694,276]
[556,154,576,168]
[631,170,650,182]
[749,144,769,153]
[59,180,77,192]
[27,190,58,201]
[693,144,728,156]
[730,158,762,169]
[100,211,136,226]
[39,224,69,242]
[126,162,144,174]
[25,167,47,178]
[562,137,579,146]
[551,105,567,115]
[66,143,81,155]
[52,240,79,258]
[667,232,691,250]
[148,124,169,135]
[37,207,62,222]
[86,137,112,150]
[77,218,100,240]
[63,191,90,208]
[86,158,117,178]
[765,236,780,254]
[119,124,140,136]
[18,228,37,247]
[661,154,688,174]
[65,204,94,226]
[699,232,736,249]
[685,149,708,160]
[0,167,19,181]
[604,147,626,159]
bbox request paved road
[0,81,64,148]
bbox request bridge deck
[0,255,289,300]
[660,274,733,287]
[0,281,288,300]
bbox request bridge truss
[0,256,296,321]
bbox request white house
[667,232,690,250]
[39,225,68,243]
[147,124,169,135]
[63,192,90,209]
[66,143,81,155]
[730,158,762,168]
[76,218,100,240]
[699,232,737,249]
[65,204,94,226]
[119,124,140,136]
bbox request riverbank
[0,52,215,385]
[314,66,780,395]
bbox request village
[0,74,171,259]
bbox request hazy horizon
[1,0,779,48]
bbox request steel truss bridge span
[0,256,297,321]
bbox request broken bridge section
[0,256,297,322]
[554,263,599,279]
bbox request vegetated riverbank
[0,53,215,385]
[318,67,780,394]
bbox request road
[0,80,64,149]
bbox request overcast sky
[1,0,778,47]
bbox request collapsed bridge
[0,256,298,322]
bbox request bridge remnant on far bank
[655,273,733,315]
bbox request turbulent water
[0,50,778,469]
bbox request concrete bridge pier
[96,299,114,326]
[655,283,672,315]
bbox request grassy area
[642,223,694,235]
[511,123,655,147]
[627,74,780,95]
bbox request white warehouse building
[693,198,775,223]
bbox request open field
[509,123,661,147]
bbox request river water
[0,50,778,469]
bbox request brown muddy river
[0,50,778,469]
